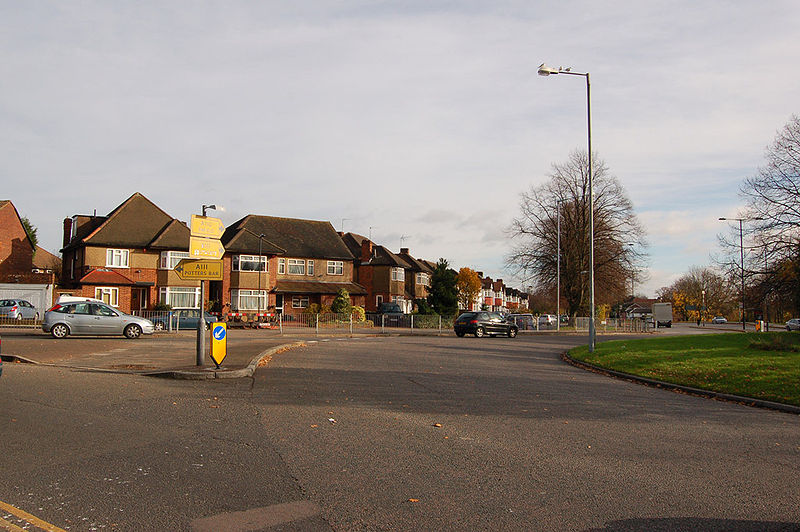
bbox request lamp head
[538,63,559,76]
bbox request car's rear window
[457,312,478,320]
[0,300,15,306]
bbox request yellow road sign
[210,322,227,367]
[189,236,225,259]
[191,215,225,239]
[174,259,224,280]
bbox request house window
[292,296,309,308]
[391,267,405,282]
[231,289,267,311]
[94,287,119,307]
[327,261,344,275]
[159,287,201,309]
[288,259,305,275]
[278,258,286,274]
[307,260,314,276]
[106,249,129,268]
[233,255,267,272]
[392,295,404,304]
[376,295,384,305]
[160,251,191,270]
[416,273,429,286]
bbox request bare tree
[720,115,800,315]
[507,150,648,316]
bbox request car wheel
[455,331,465,337]
[154,321,165,331]
[51,323,69,339]
[124,324,142,339]
[508,328,517,338]
[474,327,485,338]
[34,312,39,321]
[16,314,22,321]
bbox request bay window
[231,289,267,311]
[159,287,201,309]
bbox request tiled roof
[65,193,183,250]
[222,228,285,255]
[396,250,433,273]
[273,280,367,295]
[340,233,410,268]
[148,219,191,250]
[79,268,135,286]
[33,246,61,269]
[225,216,354,260]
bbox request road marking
[0,500,67,532]
[0,516,27,532]
[190,500,322,531]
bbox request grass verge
[569,332,800,407]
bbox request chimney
[361,239,373,262]
[400,247,409,255]
[62,218,73,248]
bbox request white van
[538,314,558,327]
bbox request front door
[131,288,148,312]
[275,294,284,315]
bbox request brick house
[60,193,196,313]
[396,247,433,308]
[341,233,416,312]
[220,216,366,316]
[0,200,56,312]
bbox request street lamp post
[701,289,706,327]
[556,199,566,332]
[539,63,594,351]
[719,216,764,332]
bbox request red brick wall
[0,202,35,278]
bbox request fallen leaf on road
[328,418,337,424]
[432,423,442,428]
[408,499,419,503]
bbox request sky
[2,1,799,298]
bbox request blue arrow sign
[213,325,226,341]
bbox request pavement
[0,327,320,379]
[0,326,465,380]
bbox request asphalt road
[1,332,798,531]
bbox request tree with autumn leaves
[456,267,482,311]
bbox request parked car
[538,314,558,327]
[454,311,518,338]
[786,318,800,331]
[508,313,535,330]
[151,310,216,331]
[372,302,405,326]
[0,298,39,321]
[711,316,728,324]
[42,301,154,339]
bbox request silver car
[43,301,154,339]
[0,299,39,320]
[786,318,800,331]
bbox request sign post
[210,322,227,368]
[188,214,225,366]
